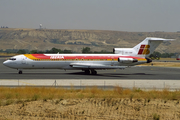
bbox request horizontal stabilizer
[147,37,174,41]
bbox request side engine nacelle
[118,57,138,63]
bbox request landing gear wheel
[85,70,90,74]
[18,71,22,74]
[91,70,97,75]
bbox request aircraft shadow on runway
[65,72,153,77]
[0,72,154,79]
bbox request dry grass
[0,87,180,102]
[0,87,180,119]
[0,53,17,56]
[159,58,177,61]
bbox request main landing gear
[85,70,90,74]
[18,70,23,74]
[91,70,97,75]
[84,70,97,75]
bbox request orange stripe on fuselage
[24,54,38,60]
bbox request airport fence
[0,79,180,91]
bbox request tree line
[0,47,176,58]
[81,47,112,54]
[0,47,112,54]
[149,51,176,59]
[0,48,72,54]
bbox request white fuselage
[3,54,146,70]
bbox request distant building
[1,26,8,28]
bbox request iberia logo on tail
[138,45,150,55]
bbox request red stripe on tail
[138,45,145,54]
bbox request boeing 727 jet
[3,37,173,74]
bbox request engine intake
[118,58,138,63]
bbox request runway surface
[1,59,180,80]
[1,58,180,90]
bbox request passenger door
[21,57,27,64]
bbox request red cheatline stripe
[30,54,144,60]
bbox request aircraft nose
[3,61,9,67]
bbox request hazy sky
[0,0,180,32]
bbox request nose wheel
[18,70,23,74]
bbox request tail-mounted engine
[118,58,138,63]
[113,48,124,54]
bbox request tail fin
[133,37,174,57]
[113,37,174,58]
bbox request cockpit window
[9,58,16,61]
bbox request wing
[70,63,126,69]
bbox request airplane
[3,37,173,75]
